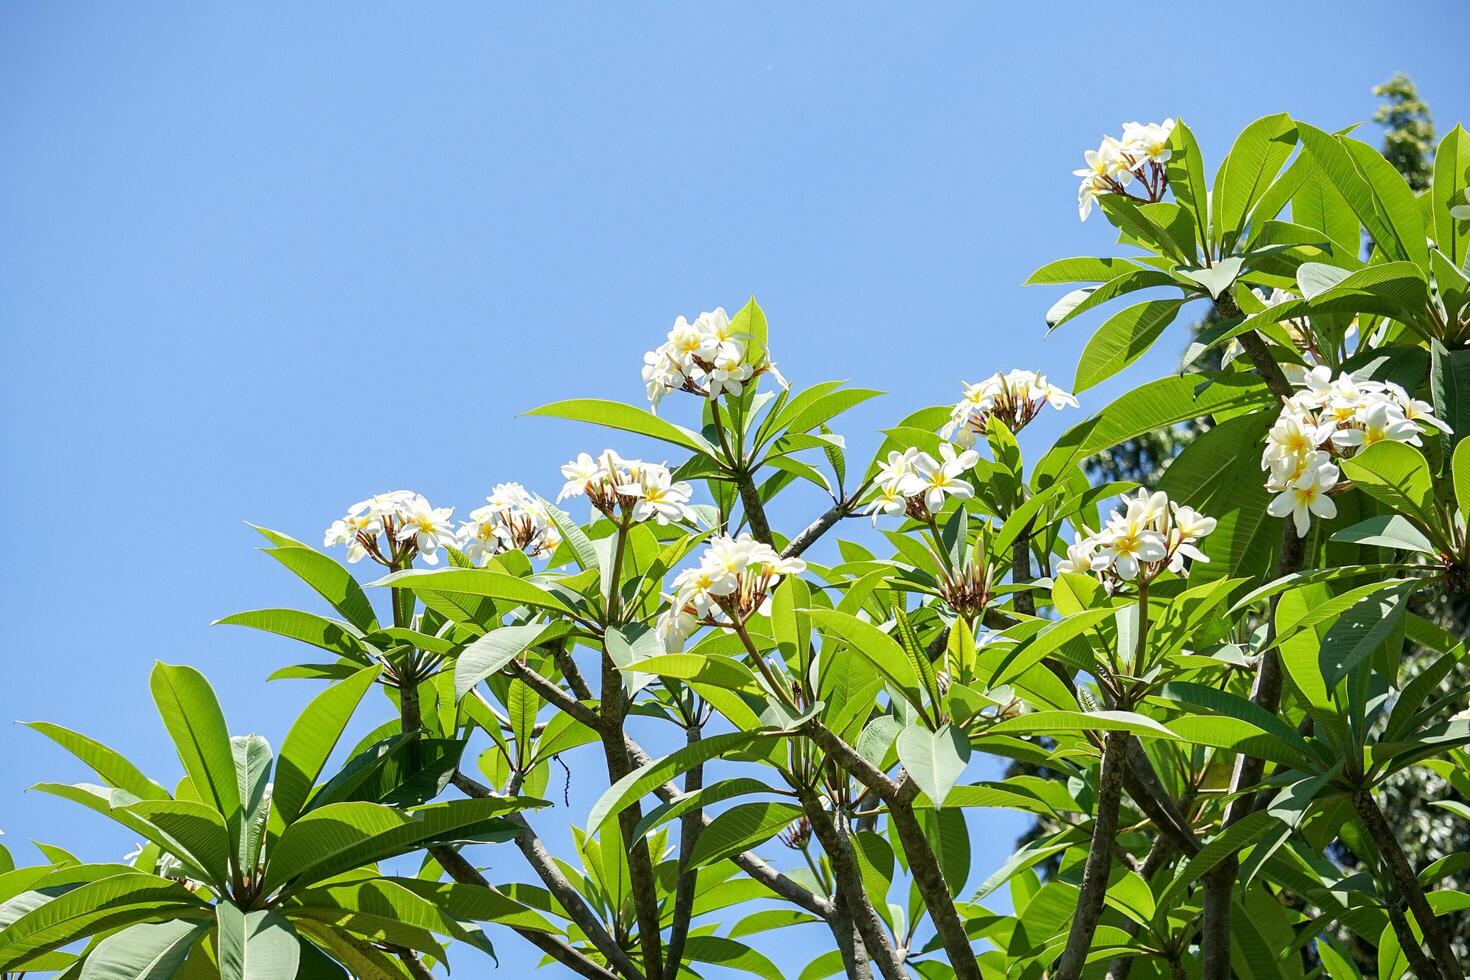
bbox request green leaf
[805,608,926,714]
[1044,268,1177,329]
[231,736,272,879]
[1319,583,1411,688]
[989,710,1183,742]
[149,663,242,869]
[1432,124,1470,266]
[262,546,378,633]
[19,723,168,802]
[1212,113,1297,252]
[1042,374,1272,476]
[78,919,209,980]
[1338,440,1435,526]
[538,498,599,573]
[1024,256,1146,285]
[0,872,208,971]
[264,798,532,893]
[216,905,300,980]
[212,609,368,659]
[525,398,716,457]
[689,802,803,868]
[1432,341,1470,458]
[587,731,765,837]
[368,568,580,618]
[683,935,783,980]
[1456,438,1470,518]
[454,623,563,702]
[1179,257,1243,300]
[1165,120,1210,253]
[271,665,381,833]
[895,724,970,808]
[1074,299,1187,392]
[1329,514,1435,554]
[120,800,233,888]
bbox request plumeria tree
[5,111,1470,980]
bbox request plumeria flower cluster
[324,490,459,566]
[656,534,807,651]
[1056,489,1216,585]
[1075,119,1175,220]
[865,444,980,524]
[456,483,562,564]
[1261,366,1448,536]
[641,306,786,410]
[558,450,698,525]
[939,370,1079,447]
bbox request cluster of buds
[324,490,459,566]
[865,444,979,524]
[1075,119,1176,220]
[939,370,1078,447]
[778,815,813,850]
[656,534,807,651]
[641,306,786,410]
[457,483,562,564]
[558,450,698,525]
[1262,367,1447,536]
[938,556,993,623]
[1056,490,1216,586]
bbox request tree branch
[799,788,910,980]
[1354,787,1461,980]
[783,499,851,558]
[1200,524,1305,978]
[1052,729,1130,980]
[887,788,981,979]
[428,843,621,980]
[448,771,645,978]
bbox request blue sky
[3,3,1467,975]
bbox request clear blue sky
[3,3,1466,975]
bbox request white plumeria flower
[395,495,456,565]
[618,463,697,525]
[1384,382,1452,433]
[1073,137,1133,184]
[351,490,414,522]
[558,452,606,502]
[323,512,381,563]
[656,534,806,650]
[1056,492,1215,589]
[865,483,907,525]
[940,370,1076,442]
[901,444,979,515]
[1093,516,1168,582]
[1331,401,1421,450]
[1121,119,1175,165]
[1260,369,1446,536]
[1056,533,1099,576]
[641,306,783,407]
[1267,457,1339,537]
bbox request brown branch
[734,468,774,545]
[1200,525,1305,978]
[447,771,645,978]
[1052,729,1130,980]
[507,658,602,731]
[597,644,664,980]
[799,788,910,980]
[1215,292,1293,405]
[1353,787,1461,980]
[663,728,703,973]
[888,785,982,980]
[428,844,621,980]
[783,499,851,558]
